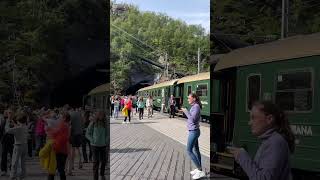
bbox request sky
[114,0,210,33]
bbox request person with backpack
[86,111,108,180]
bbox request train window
[187,85,192,95]
[247,74,261,110]
[276,70,312,111]
[196,84,208,96]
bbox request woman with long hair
[181,93,205,179]
[230,101,295,180]
[86,111,108,180]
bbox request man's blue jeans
[187,129,202,170]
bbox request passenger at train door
[169,95,176,118]
[229,101,295,180]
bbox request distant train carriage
[84,83,109,111]
[211,33,320,179]
[137,79,178,112]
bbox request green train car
[175,72,211,120]
[83,83,109,111]
[137,79,178,112]
[138,72,216,120]
[211,33,320,179]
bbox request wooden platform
[110,112,237,180]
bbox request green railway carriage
[84,83,109,111]
[211,33,320,179]
[137,79,178,112]
[175,72,212,119]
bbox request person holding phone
[229,101,295,180]
[181,93,205,179]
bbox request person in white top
[7,112,28,180]
[146,95,153,118]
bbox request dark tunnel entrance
[50,64,108,108]
[124,81,151,95]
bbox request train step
[211,163,233,171]
[175,112,184,117]
[212,151,235,172]
[216,152,233,158]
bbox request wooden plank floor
[111,112,237,180]
[110,121,209,180]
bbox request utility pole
[12,55,19,107]
[165,52,168,78]
[197,48,200,74]
[281,0,289,39]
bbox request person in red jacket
[47,112,71,180]
[123,96,132,124]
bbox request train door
[211,68,236,152]
[175,84,184,109]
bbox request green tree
[111,2,210,93]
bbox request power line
[111,23,175,65]
[111,29,158,58]
[111,23,164,55]
[301,2,320,9]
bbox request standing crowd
[110,95,154,123]
[0,104,108,180]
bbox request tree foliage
[111,2,210,94]
[212,0,320,48]
[0,0,106,106]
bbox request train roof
[214,32,320,71]
[88,83,109,95]
[138,79,179,91]
[177,72,210,84]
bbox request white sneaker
[190,168,200,175]
[192,170,205,179]
[127,121,130,124]
[122,121,126,124]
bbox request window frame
[273,68,314,113]
[187,85,192,96]
[246,73,261,112]
[195,83,209,97]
